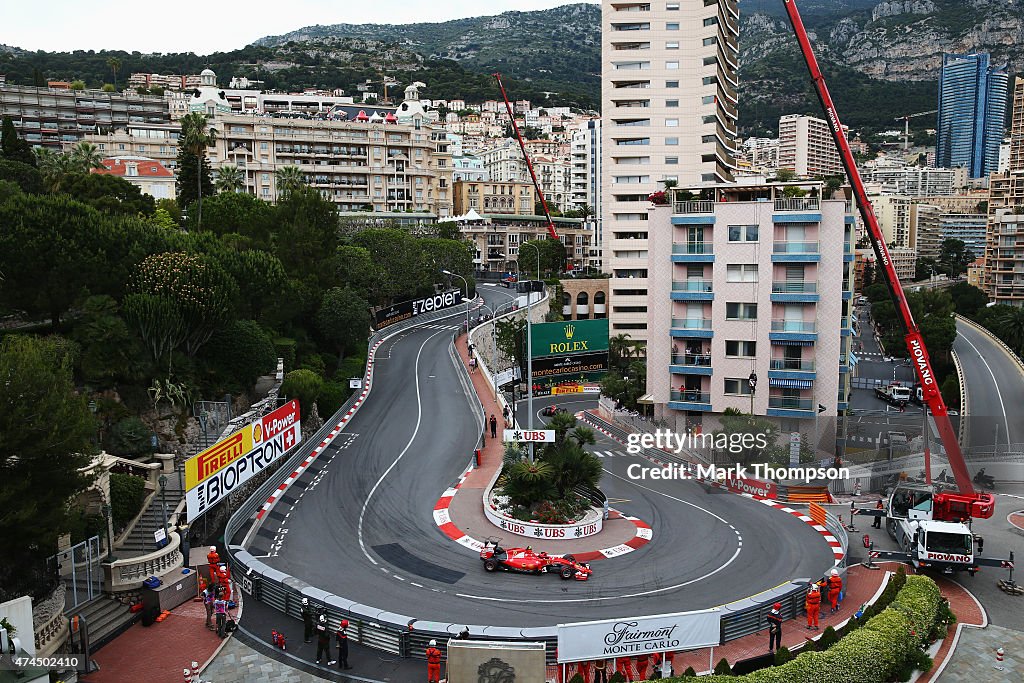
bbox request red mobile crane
[781,0,994,520]
[492,73,560,244]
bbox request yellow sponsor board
[185,427,255,490]
[552,385,584,395]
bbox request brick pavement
[1009,511,1024,535]
[80,598,230,683]
[201,637,333,683]
[935,624,1024,682]
[918,574,987,683]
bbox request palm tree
[106,57,122,89]
[275,165,307,198]
[214,164,244,193]
[179,112,218,225]
[609,333,636,370]
[568,425,596,448]
[547,411,578,444]
[996,307,1024,354]
[35,148,76,192]
[71,141,105,172]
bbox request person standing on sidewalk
[767,602,783,653]
[202,587,215,630]
[827,569,843,613]
[805,584,821,630]
[335,619,351,669]
[872,498,884,529]
[214,594,228,638]
[315,614,331,664]
[302,598,313,643]
[426,639,443,683]
[593,659,608,683]
[489,413,498,439]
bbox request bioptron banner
[185,400,302,520]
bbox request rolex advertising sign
[530,320,610,359]
[529,319,609,390]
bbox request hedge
[664,574,942,683]
[109,473,148,532]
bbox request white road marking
[456,470,743,604]
[959,332,1011,444]
[358,328,448,567]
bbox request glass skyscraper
[936,52,1009,178]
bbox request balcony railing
[673,200,714,214]
[768,396,814,410]
[773,241,819,254]
[671,353,712,366]
[672,280,712,293]
[671,390,711,404]
[771,319,817,333]
[672,318,712,330]
[770,359,815,372]
[771,281,817,293]
[672,242,712,255]
[774,197,820,212]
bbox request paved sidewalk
[452,333,643,556]
[936,624,1024,682]
[918,574,986,683]
[80,596,231,683]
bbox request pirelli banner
[185,400,302,520]
[373,289,464,330]
[529,319,609,390]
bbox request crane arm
[492,73,559,241]
[781,0,981,500]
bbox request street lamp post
[520,241,542,282]
[526,291,535,462]
[102,503,117,563]
[748,372,757,416]
[158,474,169,548]
[442,269,471,341]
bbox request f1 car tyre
[484,559,498,572]
[563,554,576,563]
[560,566,573,580]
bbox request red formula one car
[479,541,592,581]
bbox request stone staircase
[71,595,138,652]
[116,475,185,557]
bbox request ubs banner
[374,289,464,330]
[529,319,609,389]
[556,608,721,664]
[185,400,303,520]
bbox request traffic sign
[503,429,555,443]
[494,367,521,387]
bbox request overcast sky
[4,0,598,55]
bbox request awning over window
[771,339,814,346]
[637,393,655,405]
[769,378,813,389]
[849,352,859,367]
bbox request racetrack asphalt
[258,287,836,628]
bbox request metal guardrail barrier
[225,300,851,665]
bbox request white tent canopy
[449,208,484,222]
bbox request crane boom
[782,0,986,505]
[492,73,559,241]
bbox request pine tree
[1,116,37,166]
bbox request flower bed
[670,574,943,683]
[485,490,603,539]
